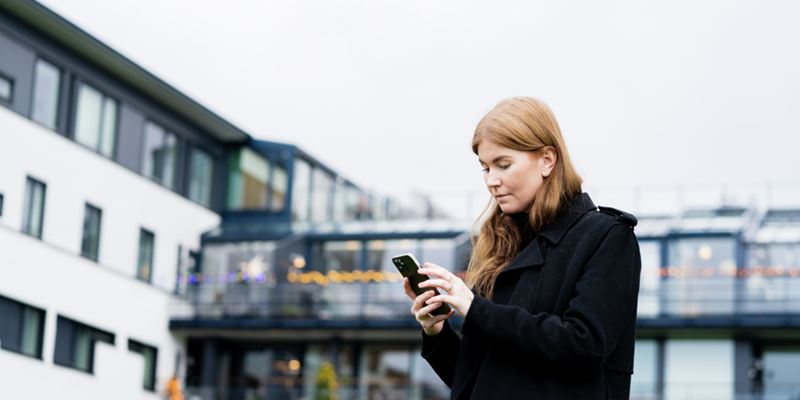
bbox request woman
[403,97,641,399]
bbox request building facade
[2,1,800,400]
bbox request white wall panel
[0,107,220,397]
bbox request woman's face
[477,140,555,214]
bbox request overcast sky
[40,0,800,217]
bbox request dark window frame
[53,315,114,374]
[188,146,214,208]
[137,228,156,283]
[30,57,62,131]
[71,79,120,160]
[0,294,46,360]
[0,71,14,104]
[128,339,158,392]
[141,119,179,190]
[22,176,46,239]
[80,203,102,261]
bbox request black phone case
[392,255,451,316]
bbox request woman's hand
[403,278,454,336]
[418,263,474,317]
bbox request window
[664,340,734,399]
[638,241,661,317]
[53,316,114,373]
[291,158,311,222]
[0,295,45,359]
[142,121,177,189]
[271,164,288,212]
[227,148,268,210]
[188,147,213,207]
[74,82,117,158]
[31,60,61,129]
[137,229,155,283]
[0,73,13,103]
[311,169,333,223]
[665,237,737,315]
[128,340,158,391]
[80,203,102,261]
[22,177,46,239]
[313,241,360,272]
[631,340,659,398]
[360,345,414,399]
[0,193,4,216]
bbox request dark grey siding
[0,31,35,116]
[116,104,146,173]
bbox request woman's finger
[421,309,455,328]
[402,278,416,300]
[426,294,458,307]
[412,289,435,311]
[418,278,451,292]
[418,301,444,316]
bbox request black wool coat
[422,193,642,400]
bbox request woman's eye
[481,167,489,173]
[498,164,510,170]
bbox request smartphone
[392,253,451,316]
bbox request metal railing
[171,278,800,321]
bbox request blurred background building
[1,1,799,399]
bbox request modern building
[0,1,425,398]
[2,1,800,400]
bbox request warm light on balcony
[697,245,713,261]
[291,253,306,269]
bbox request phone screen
[392,254,451,316]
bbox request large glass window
[137,228,155,283]
[31,59,60,129]
[638,241,661,317]
[80,203,102,261]
[271,164,288,212]
[664,340,734,399]
[332,180,347,222]
[365,239,418,317]
[311,169,333,223]
[142,121,177,189]
[763,347,800,398]
[0,74,13,103]
[314,241,361,272]
[745,243,800,313]
[665,237,737,315]
[22,176,46,239]
[74,82,117,157]
[291,158,311,222]
[227,148,268,210]
[631,340,659,398]
[128,340,158,391]
[53,316,114,373]
[0,295,45,359]
[345,186,361,220]
[303,344,356,399]
[189,147,213,207]
[359,345,413,400]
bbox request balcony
[170,273,800,330]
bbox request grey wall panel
[116,104,145,173]
[0,31,35,117]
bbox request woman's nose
[485,174,501,188]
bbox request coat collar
[538,192,597,245]
[502,193,596,273]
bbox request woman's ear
[540,146,557,177]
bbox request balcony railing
[171,277,800,322]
